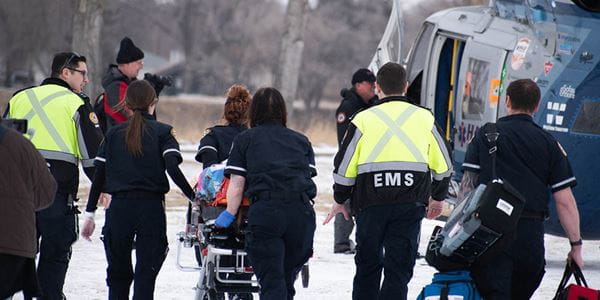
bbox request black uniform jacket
[86,113,195,213]
[4,78,103,195]
[335,88,378,146]
[462,114,577,214]
[224,121,317,200]
[195,123,247,167]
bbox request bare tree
[276,0,308,116]
[72,0,105,97]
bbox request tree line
[0,0,484,120]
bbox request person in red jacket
[101,37,144,131]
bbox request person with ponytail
[193,84,252,300]
[81,80,195,300]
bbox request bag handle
[553,261,574,299]
[484,123,499,179]
[569,260,589,288]
[553,260,590,299]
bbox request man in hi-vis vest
[324,62,452,300]
[4,52,103,299]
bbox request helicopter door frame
[422,32,468,138]
[368,2,402,72]
[453,39,507,162]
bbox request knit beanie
[116,37,144,64]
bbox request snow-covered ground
[17,145,599,299]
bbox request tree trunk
[72,0,105,98]
[180,0,202,94]
[276,0,308,117]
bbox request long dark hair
[124,80,156,156]
[223,84,251,125]
[249,87,287,128]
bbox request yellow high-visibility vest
[336,100,452,184]
[8,84,84,165]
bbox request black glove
[143,73,172,96]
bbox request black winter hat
[351,68,376,85]
[116,37,144,64]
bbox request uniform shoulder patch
[89,112,99,125]
[557,141,567,157]
[203,128,212,137]
[337,112,346,124]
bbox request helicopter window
[572,101,600,135]
[387,21,400,63]
[408,23,434,83]
[461,58,489,120]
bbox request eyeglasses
[67,67,88,78]
[61,52,85,71]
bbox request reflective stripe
[81,158,95,168]
[95,156,106,162]
[333,173,356,186]
[369,107,426,163]
[309,164,316,169]
[26,89,71,153]
[431,126,453,172]
[462,163,480,170]
[433,169,452,180]
[74,111,90,160]
[552,177,576,189]
[225,165,247,173]
[198,145,217,153]
[357,161,429,174]
[23,90,71,120]
[38,150,78,165]
[337,129,362,177]
[162,148,181,156]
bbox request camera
[143,73,173,96]
[1,119,28,134]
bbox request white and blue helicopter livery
[369,0,600,239]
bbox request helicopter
[369,0,600,239]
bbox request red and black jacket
[101,64,133,130]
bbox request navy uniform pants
[352,202,425,300]
[31,193,78,300]
[245,193,316,300]
[101,194,168,300]
[471,219,546,300]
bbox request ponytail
[125,109,146,157]
[122,80,156,157]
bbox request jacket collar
[40,77,73,91]
[499,113,534,122]
[378,95,412,104]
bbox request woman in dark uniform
[214,87,317,300]
[81,80,195,300]
[194,84,251,220]
[194,84,252,300]
[195,84,250,168]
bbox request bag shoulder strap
[0,124,6,143]
[484,123,499,179]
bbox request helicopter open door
[452,40,507,172]
[368,0,402,72]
